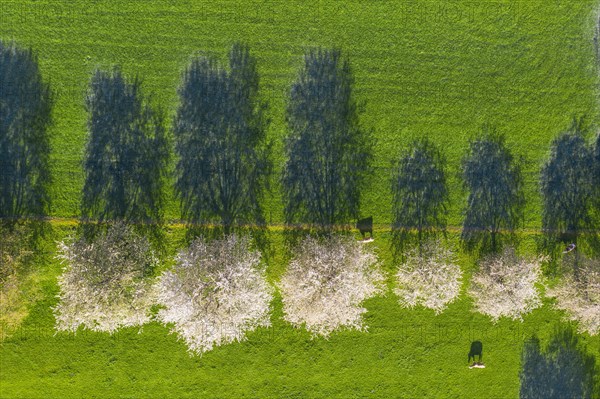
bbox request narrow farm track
[5,216,598,236]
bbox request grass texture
[2,1,600,398]
[1,0,598,226]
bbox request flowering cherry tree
[547,255,600,335]
[155,234,272,354]
[279,235,384,337]
[469,248,545,322]
[54,223,158,333]
[394,241,462,314]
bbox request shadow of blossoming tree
[391,138,448,255]
[519,326,597,399]
[282,48,374,240]
[0,40,52,232]
[173,43,271,241]
[81,67,169,242]
[461,125,525,253]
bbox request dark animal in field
[356,216,373,240]
[562,243,576,254]
[468,341,483,363]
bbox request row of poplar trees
[2,39,600,251]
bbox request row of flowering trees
[54,224,598,356]
[3,40,598,368]
[54,225,382,353]
[2,39,600,252]
[52,222,599,399]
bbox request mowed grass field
[2,1,600,398]
[1,0,599,226]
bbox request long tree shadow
[77,66,170,254]
[0,41,53,229]
[174,43,272,252]
[460,126,525,257]
[519,325,598,399]
[390,137,449,259]
[280,48,374,245]
[540,118,597,261]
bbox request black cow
[468,341,483,363]
[356,216,373,240]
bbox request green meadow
[2,1,600,398]
[1,0,599,225]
